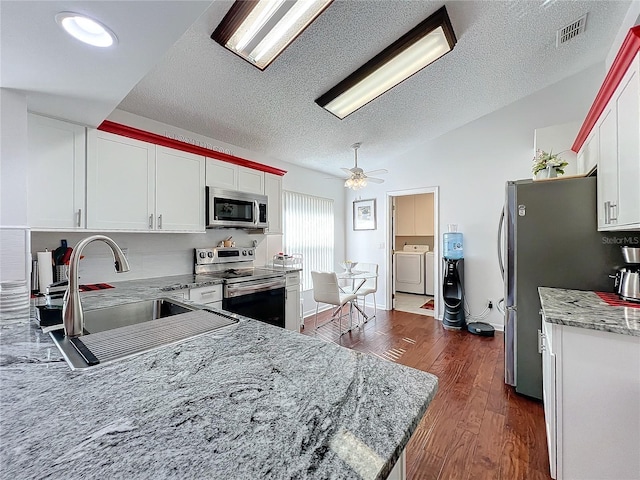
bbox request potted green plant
[532,149,569,179]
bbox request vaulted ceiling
[2,1,633,177]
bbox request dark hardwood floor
[302,308,551,480]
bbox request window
[283,191,334,291]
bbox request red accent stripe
[596,291,640,308]
[98,120,287,177]
[572,26,640,153]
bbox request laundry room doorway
[386,187,439,319]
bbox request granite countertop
[539,287,640,337]
[0,275,438,479]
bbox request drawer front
[285,272,300,287]
[190,285,223,304]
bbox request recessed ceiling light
[316,6,457,119]
[212,0,333,70]
[55,12,117,48]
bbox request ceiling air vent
[556,14,587,47]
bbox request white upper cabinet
[206,158,237,191]
[576,128,598,176]
[87,130,205,232]
[238,166,264,194]
[155,146,205,232]
[615,54,640,228]
[264,173,282,234]
[395,194,434,236]
[596,52,640,230]
[87,130,155,231]
[27,114,86,229]
[206,158,265,194]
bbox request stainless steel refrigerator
[499,176,627,400]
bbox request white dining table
[336,269,377,324]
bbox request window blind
[283,191,334,291]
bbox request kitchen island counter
[1,276,437,479]
[538,287,640,337]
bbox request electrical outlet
[121,247,128,257]
[487,299,493,309]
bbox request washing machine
[394,245,429,294]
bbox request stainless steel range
[195,247,285,328]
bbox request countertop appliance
[394,245,430,294]
[499,177,627,400]
[195,247,285,328]
[206,188,268,229]
[614,246,640,302]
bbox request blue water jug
[443,232,463,259]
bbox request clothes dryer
[394,245,429,294]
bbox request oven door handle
[226,279,285,297]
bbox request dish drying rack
[272,253,303,269]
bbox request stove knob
[199,252,206,259]
[242,250,247,256]
[248,250,253,256]
[207,251,214,258]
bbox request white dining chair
[354,263,378,320]
[311,271,358,335]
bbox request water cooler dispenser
[442,225,465,330]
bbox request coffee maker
[613,246,640,302]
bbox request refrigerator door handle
[497,208,505,279]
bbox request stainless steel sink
[50,298,238,370]
[81,297,194,334]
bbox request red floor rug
[420,299,435,310]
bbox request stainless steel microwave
[206,187,268,229]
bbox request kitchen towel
[37,251,53,293]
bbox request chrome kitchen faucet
[63,235,130,337]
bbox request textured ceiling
[2,1,633,177]
[118,0,632,177]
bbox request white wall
[345,62,606,328]
[0,89,30,285]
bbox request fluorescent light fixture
[316,6,457,119]
[211,0,333,70]
[55,12,117,48]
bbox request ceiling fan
[342,143,388,190]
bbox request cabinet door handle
[200,290,219,297]
[610,203,618,222]
[149,214,154,229]
[158,214,163,229]
[604,201,610,224]
[537,329,545,353]
[77,209,82,227]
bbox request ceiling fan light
[212,0,333,70]
[316,6,456,119]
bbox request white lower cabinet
[387,449,406,480]
[27,114,86,229]
[189,284,223,310]
[87,130,204,232]
[541,316,640,480]
[285,271,301,332]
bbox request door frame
[386,186,440,320]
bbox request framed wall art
[353,199,376,231]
